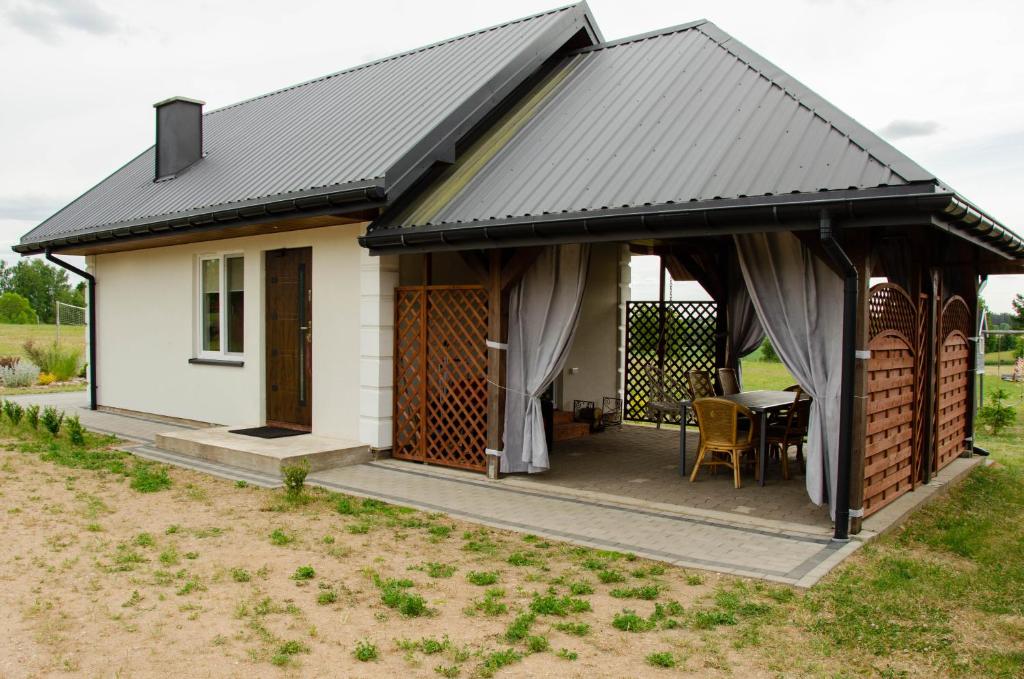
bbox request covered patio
[360,20,1024,543]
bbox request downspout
[45,251,97,411]
[819,211,856,542]
[972,275,990,456]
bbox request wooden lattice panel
[393,286,488,472]
[935,332,969,471]
[424,288,489,471]
[863,333,915,517]
[393,289,425,463]
[623,301,718,423]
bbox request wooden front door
[265,248,312,430]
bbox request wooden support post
[486,250,509,480]
[923,267,941,484]
[849,243,870,535]
[656,256,667,375]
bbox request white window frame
[196,252,245,359]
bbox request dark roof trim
[382,3,601,200]
[15,183,386,255]
[361,185,1024,260]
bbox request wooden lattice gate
[393,286,489,472]
[934,295,972,472]
[863,284,919,517]
[623,301,718,423]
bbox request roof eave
[361,185,1024,261]
[16,182,387,256]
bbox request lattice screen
[863,284,918,517]
[623,301,718,423]
[935,295,972,472]
[393,286,489,472]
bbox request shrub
[3,400,24,424]
[22,341,82,381]
[41,406,64,435]
[65,415,85,445]
[281,459,310,498]
[0,362,39,388]
[0,356,19,369]
[25,404,39,429]
[760,337,781,362]
[0,292,37,324]
[37,372,56,385]
[978,388,1016,435]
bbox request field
[0,323,86,360]
[0,356,1019,676]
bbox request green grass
[0,323,85,360]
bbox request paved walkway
[8,391,981,587]
[309,460,859,586]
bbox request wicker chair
[767,387,811,477]
[689,397,758,489]
[644,364,690,429]
[686,370,717,400]
[718,368,740,395]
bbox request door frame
[264,247,313,431]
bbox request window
[198,254,244,356]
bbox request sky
[0,0,1021,310]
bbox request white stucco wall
[90,223,375,443]
[559,242,625,411]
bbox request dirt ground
[0,442,840,679]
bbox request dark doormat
[229,426,309,439]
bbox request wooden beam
[485,249,510,480]
[501,247,543,291]
[849,237,870,535]
[457,250,490,286]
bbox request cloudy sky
[1,0,1021,310]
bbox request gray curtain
[725,255,765,385]
[502,244,590,473]
[733,232,843,514]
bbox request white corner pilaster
[359,246,398,449]
[616,244,631,397]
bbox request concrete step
[554,421,590,442]
[154,426,372,476]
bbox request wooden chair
[718,368,740,395]
[644,364,690,429]
[767,387,811,477]
[689,398,758,489]
[686,370,717,400]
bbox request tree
[1013,293,1024,329]
[0,292,37,324]
[0,259,81,324]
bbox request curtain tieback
[486,339,508,350]
[485,378,533,397]
[485,448,503,457]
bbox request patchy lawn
[0,394,1020,677]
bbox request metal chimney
[153,96,205,181]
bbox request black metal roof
[363,21,1023,259]
[17,3,599,254]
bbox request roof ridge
[205,3,582,117]
[563,18,708,55]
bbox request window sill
[188,357,245,367]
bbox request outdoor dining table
[677,390,810,486]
